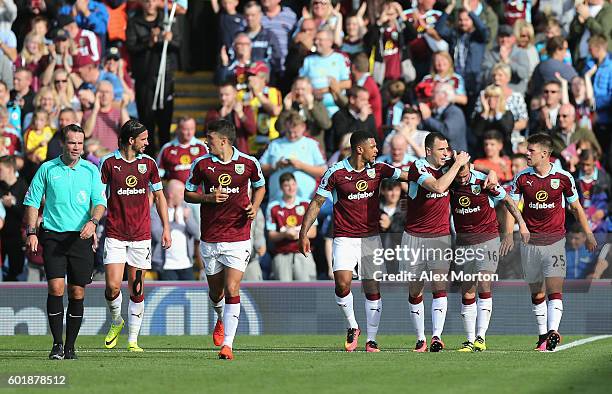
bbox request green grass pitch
[1,335,611,393]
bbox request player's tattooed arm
[568,200,598,252]
[298,194,326,256]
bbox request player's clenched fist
[454,151,470,166]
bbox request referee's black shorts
[41,229,94,286]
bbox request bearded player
[450,163,529,352]
[185,119,265,360]
[505,133,596,351]
[299,130,402,352]
[100,120,172,352]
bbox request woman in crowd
[23,86,60,130]
[14,32,49,91]
[417,51,467,106]
[50,69,79,112]
[514,20,539,77]
[474,63,528,132]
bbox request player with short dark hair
[299,130,402,352]
[505,133,597,351]
[185,119,266,360]
[451,163,528,352]
[99,119,172,352]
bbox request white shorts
[455,237,501,275]
[332,236,385,280]
[400,232,452,278]
[199,240,252,276]
[103,238,152,269]
[520,239,567,284]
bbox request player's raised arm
[568,200,598,252]
[420,151,470,193]
[298,194,326,256]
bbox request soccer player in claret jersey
[184,119,265,360]
[298,131,401,352]
[402,132,472,352]
[505,133,597,351]
[450,163,529,352]
[100,120,172,352]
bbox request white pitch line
[554,335,612,352]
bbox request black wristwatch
[26,227,37,236]
[90,218,99,226]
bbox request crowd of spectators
[0,0,610,282]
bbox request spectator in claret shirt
[266,172,317,281]
[575,149,610,234]
[352,53,383,132]
[157,116,208,184]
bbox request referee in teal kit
[24,124,107,360]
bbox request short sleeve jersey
[450,170,506,245]
[404,158,451,236]
[510,164,579,245]
[157,138,209,183]
[99,150,162,241]
[185,147,265,243]
[316,159,400,238]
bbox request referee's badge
[367,168,376,178]
[138,164,147,174]
[190,146,199,155]
[296,205,305,216]
[471,185,481,195]
[551,179,560,190]
[235,164,245,175]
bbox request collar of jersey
[210,147,239,163]
[343,157,372,172]
[113,149,142,163]
[58,155,83,169]
[279,196,306,208]
[525,162,561,178]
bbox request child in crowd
[24,110,54,164]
